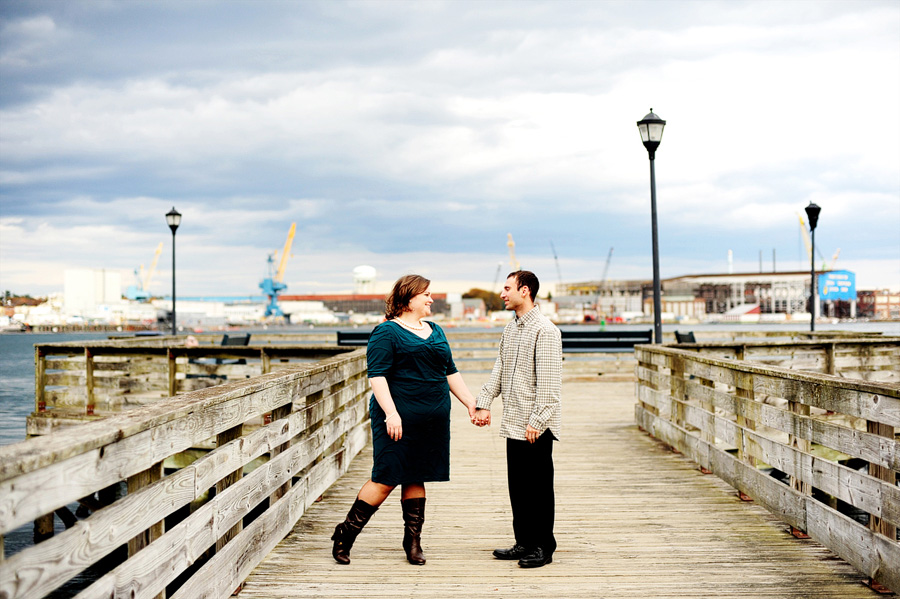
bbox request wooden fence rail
[28,330,645,437]
[670,337,900,383]
[634,343,900,592]
[30,341,350,436]
[30,331,889,437]
[0,347,369,599]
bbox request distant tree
[463,288,503,312]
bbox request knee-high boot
[331,498,378,564]
[401,497,426,565]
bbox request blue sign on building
[819,270,856,301]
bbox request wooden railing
[28,330,641,435]
[30,338,349,436]
[0,347,369,599]
[635,343,900,592]
[669,337,900,383]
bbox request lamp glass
[638,123,650,143]
[166,207,182,229]
[648,122,665,142]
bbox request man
[474,270,562,568]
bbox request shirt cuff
[528,415,546,432]
[475,397,492,411]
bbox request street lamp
[637,108,666,343]
[165,207,182,336]
[804,201,821,332]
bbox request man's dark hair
[508,270,539,302]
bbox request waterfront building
[281,293,449,320]
[557,270,864,322]
[868,289,900,320]
[64,268,123,317]
[554,279,646,322]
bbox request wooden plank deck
[239,373,883,598]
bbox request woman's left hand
[385,412,402,441]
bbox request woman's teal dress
[366,320,458,485]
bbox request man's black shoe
[492,544,529,560]
[518,547,552,568]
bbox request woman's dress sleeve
[366,324,393,378]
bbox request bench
[217,333,251,364]
[674,331,696,344]
[560,329,652,352]
[222,333,251,346]
[337,331,371,347]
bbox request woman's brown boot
[401,497,427,565]
[331,498,378,564]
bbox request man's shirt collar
[514,305,541,327]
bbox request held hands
[525,425,540,443]
[472,408,491,427]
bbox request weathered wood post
[669,354,686,429]
[825,342,836,375]
[35,345,46,413]
[734,370,756,501]
[85,348,95,415]
[34,513,54,543]
[867,417,896,540]
[127,461,165,599]
[788,385,812,538]
[261,348,271,374]
[269,401,294,504]
[866,407,896,592]
[641,348,660,419]
[33,342,61,541]
[216,424,244,553]
[168,348,177,397]
[698,375,716,474]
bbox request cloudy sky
[1,0,898,299]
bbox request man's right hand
[473,408,491,427]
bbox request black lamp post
[165,207,182,336]
[637,109,666,343]
[804,201,821,332]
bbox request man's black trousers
[506,430,556,554]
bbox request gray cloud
[1,0,898,297]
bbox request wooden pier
[1,330,897,598]
[238,371,883,598]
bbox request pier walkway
[239,373,877,599]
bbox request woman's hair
[385,274,431,320]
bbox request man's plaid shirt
[476,305,562,441]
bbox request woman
[331,274,478,565]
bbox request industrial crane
[507,233,520,271]
[125,242,163,302]
[492,261,504,293]
[259,222,296,318]
[550,240,563,288]
[600,247,613,289]
[797,213,837,270]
